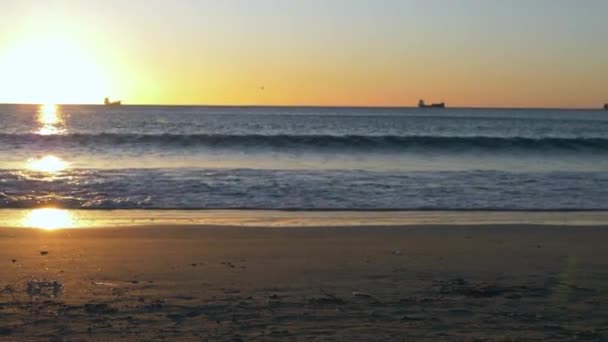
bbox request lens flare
[22,208,75,230]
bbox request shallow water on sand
[2,209,608,229]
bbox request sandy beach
[2,0,607,340]
[1,224,607,341]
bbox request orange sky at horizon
[0,1,606,108]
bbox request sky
[0,0,606,107]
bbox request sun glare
[0,27,111,104]
[36,104,66,135]
[39,104,60,124]
[26,155,69,173]
[22,208,75,230]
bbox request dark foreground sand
[1,225,607,341]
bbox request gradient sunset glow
[0,0,606,107]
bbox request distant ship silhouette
[418,99,445,108]
[104,97,121,106]
[604,103,607,110]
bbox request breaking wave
[2,133,608,153]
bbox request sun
[0,27,110,104]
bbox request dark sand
[1,225,607,341]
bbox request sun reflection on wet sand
[37,104,66,135]
[26,155,69,173]
[21,208,75,230]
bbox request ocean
[1,104,607,211]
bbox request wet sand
[1,224,607,341]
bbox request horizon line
[0,102,606,111]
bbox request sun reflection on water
[37,104,66,135]
[39,104,59,124]
[26,155,69,173]
[22,208,75,230]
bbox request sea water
[1,104,607,210]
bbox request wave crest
[1,133,608,152]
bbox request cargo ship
[104,97,121,106]
[418,99,445,108]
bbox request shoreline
[2,209,608,230]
